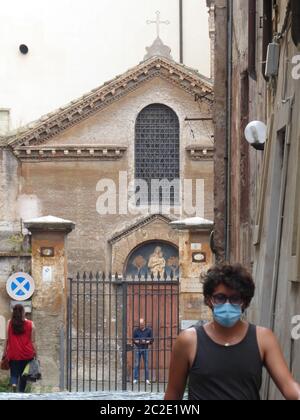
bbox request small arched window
[135,104,180,205]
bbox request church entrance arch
[66,241,179,393]
[124,241,179,388]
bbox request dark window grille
[135,104,180,206]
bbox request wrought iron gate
[66,272,179,393]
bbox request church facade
[0,40,214,389]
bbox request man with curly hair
[165,263,300,400]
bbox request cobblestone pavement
[0,391,164,400]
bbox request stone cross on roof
[144,11,172,61]
[146,11,170,39]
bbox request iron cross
[147,11,170,38]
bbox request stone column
[24,216,75,391]
[171,217,214,330]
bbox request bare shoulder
[26,319,35,328]
[178,328,197,344]
[256,326,278,347]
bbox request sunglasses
[211,293,243,306]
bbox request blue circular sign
[6,272,35,301]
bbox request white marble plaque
[42,266,53,283]
[191,243,202,251]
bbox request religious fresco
[125,242,179,278]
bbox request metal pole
[179,0,183,63]
[122,281,128,391]
[59,325,65,391]
[225,0,233,262]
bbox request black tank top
[188,324,263,400]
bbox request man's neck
[212,320,246,338]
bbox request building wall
[1,77,213,275]
[252,1,300,398]
[0,74,214,389]
[214,0,300,399]
[212,0,227,262]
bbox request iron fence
[66,272,179,393]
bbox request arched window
[135,104,180,205]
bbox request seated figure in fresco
[148,246,166,277]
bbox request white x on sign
[6,272,35,301]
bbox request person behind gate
[133,318,153,385]
[2,304,37,393]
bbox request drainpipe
[225,0,233,261]
[179,0,183,63]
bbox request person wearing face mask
[165,263,300,401]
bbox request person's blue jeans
[134,349,149,381]
[9,360,31,392]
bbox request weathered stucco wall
[16,77,213,275]
[213,0,300,399]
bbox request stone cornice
[186,146,214,161]
[13,145,127,162]
[109,214,175,245]
[4,57,213,149]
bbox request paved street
[0,391,164,400]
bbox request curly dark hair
[203,263,255,309]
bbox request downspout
[179,0,184,63]
[225,0,233,261]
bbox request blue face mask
[213,303,242,328]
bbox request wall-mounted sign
[6,272,35,301]
[41,247,55,257]
[42,266,53,283]
[191,243,202,251]
[192,252,207,263]
[0,315,5,340]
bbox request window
[135,104,180,206]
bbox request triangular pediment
[1,56,213,149]
[109,214,176,245]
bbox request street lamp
[244,121,267,151]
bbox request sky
[0,0,211,128]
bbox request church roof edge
[3,56,213,149]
